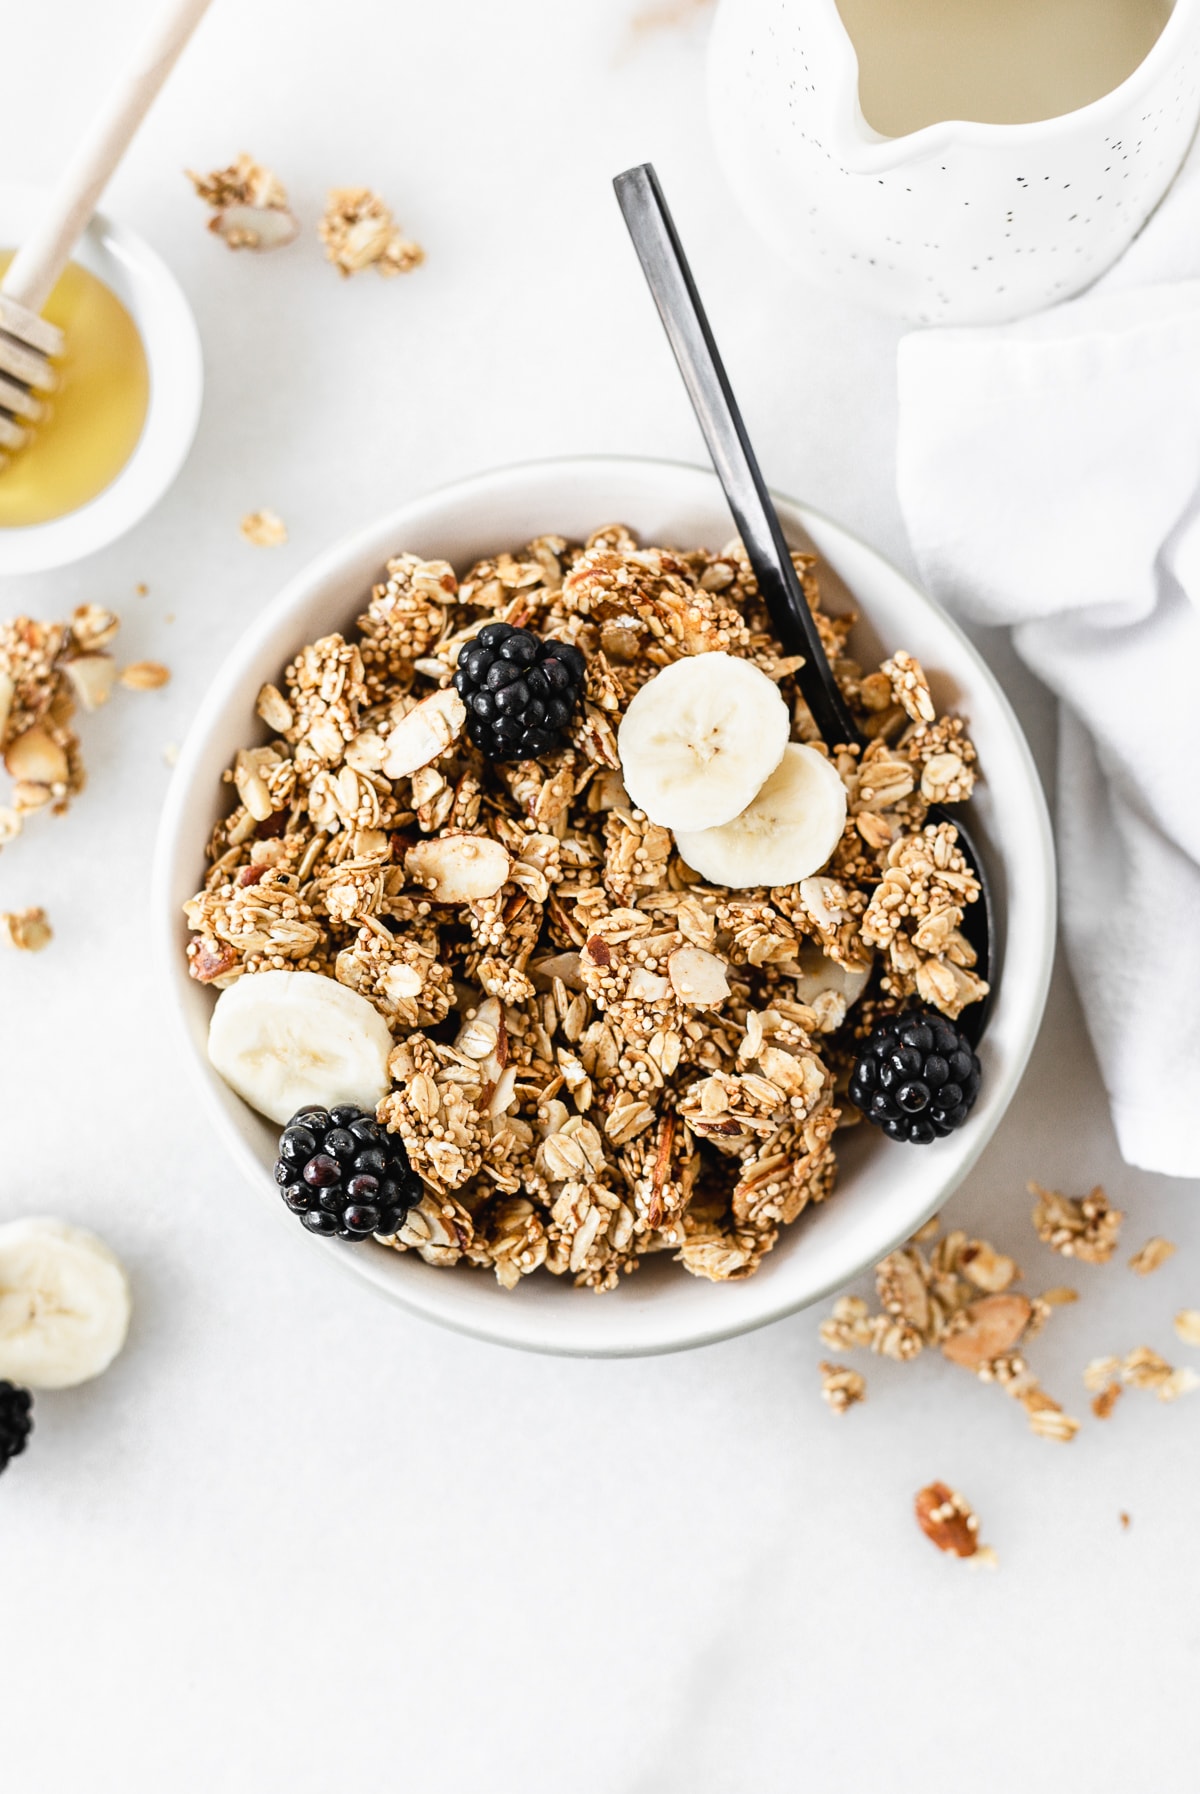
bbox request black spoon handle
[613,162,859,749]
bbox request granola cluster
[187,158,422,276]
[185,525,987,1291]
[318,188,424,279]
[0,605,122,850]
[186,153,299,250]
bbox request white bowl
[153,457,1055,1357]
[0,184,203,575]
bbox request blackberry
[849,1009,981,1145]
[273,1105,422,1240]
[453,622,586,762]
[0,1381,32,1476]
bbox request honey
[0,253,150,529]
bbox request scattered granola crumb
[818,1360,866,1415]
[1174,1310,1200,1348]
[1091,1381,1123,1420]
[819,1295,876,1353]
[1020,1384,1081,1442]
[135,583,148,597]
[969,1544,1000,1571]
[1128,1236,1176,1277]
[0,906,52,951]
[1083,1355,1121,1393]
[958,1240,1020,1293]
[1040,1285,1080,1306]
[942,1293,1032,1368]
[1029,1181,1123,1263]
[1123,1346,1200,1403]
[240,510,288,548]
[815,1217,1079,1438]
[120,660,171,692]
[0,606,121,845]
[1086,1346,1199,1405]
[910,1214,942,1244]
[914,1482,982,1559]
[318,188,424,278]
[1119,1511,1131,1530]
[186,153,299,250]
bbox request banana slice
[617,652,790,832]
[0,1218,131,1390]
[207,968,393,1125]
[675,743,847,889]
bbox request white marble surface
[1,3,1196,1789]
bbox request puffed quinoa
[187,526,987,1291]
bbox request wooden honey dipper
[0,0,213,467]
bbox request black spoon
[613,162,994,1045]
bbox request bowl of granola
[154,457,1055,1356]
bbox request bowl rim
[152,454,1056,1357]
[0,184,204,575]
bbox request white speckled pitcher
[709,0,1200,323]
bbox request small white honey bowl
[0,182,203,576]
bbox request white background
[2,2,1198,1789]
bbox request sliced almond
[529,950,584,993]
[4,725,68,786]
[62,654,117,711]
[667,945,731,1008]
[383,686,467,779]
[404,833,509,903]
[790,944,872,1007]
[627,965,670,1003]
[212,203,300,250]
[941,1293,1032,1369]
[233,747,278,822]
[455,996,505,1061]
[255,682,294,734]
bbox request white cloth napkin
[897,143,1200,1179]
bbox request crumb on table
[240,510,288,548]
[318,188,424,278]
